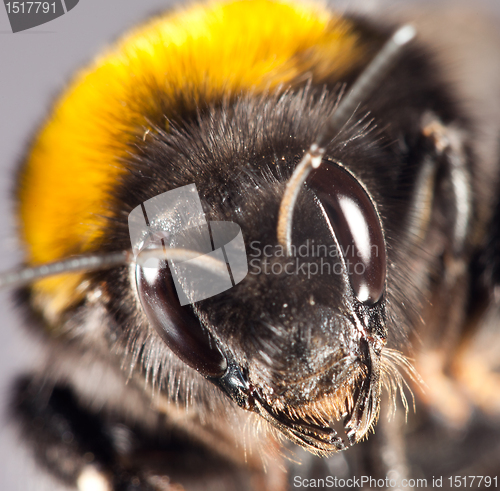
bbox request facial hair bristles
[380,348,422,421]
[292,368,363,428]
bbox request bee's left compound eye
[307,163,387,305]
[136,262,228,378]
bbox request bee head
[129,79,395,452]
[131,27,415,452]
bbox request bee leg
[447,188,500,418]
[10,374,153,491]
[9,373,266,491]
[413,118,478,427]
[414,256,475,428]
[414,119,500,424]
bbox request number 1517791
[449,477,498,488]
[5,2,57,14]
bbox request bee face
[2,1,500,490]
[128,88,392,451]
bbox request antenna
[0,248,229,290]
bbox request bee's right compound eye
[136,261,228,378]
[307,163,387,305]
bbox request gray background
[0,0,499,490]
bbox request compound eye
[136,261,227,378]
[307,163,387,305]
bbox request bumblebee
[2,0,500,489]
